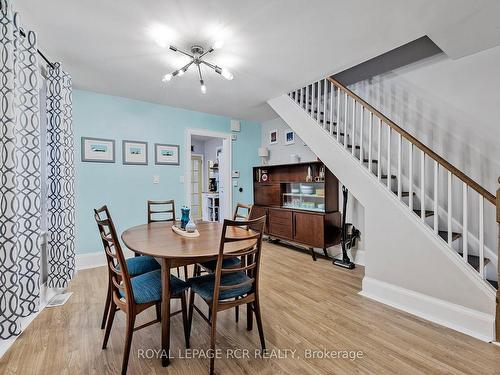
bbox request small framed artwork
[284,129,295,145]
[155,144,180,165]
[81,137,115,163]
[269,129,278,145]
[122,140,148,165]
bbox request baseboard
[360,276,495,342]
[76,249,135,270]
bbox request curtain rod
[19,28,55,69]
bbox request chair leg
[102,302,117,349]
[310,247,317,261]
[176,267,180,278]
[246,303,253,331]
[121,312,136,375]
[188,289,195,338]
[235,299,239,322]
[253,298,266,350]
[101,281,111,330]
[155,302,161,321]
[180,293,190,348]
[183,265,189,280]
[209,308,218,375]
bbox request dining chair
[96,206,161,330]
[147,200,189,279]
[187,216,266,375]
[94,206,190,375]
[195,203,254,321]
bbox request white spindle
[336,87,341,142]
[387,127,391,189]
[329,82,334,136]
[420,151,425,220]
[409,144,413,210]
[397,134,402,199]
[344,92,348,148]
[359,106,364,165]
[311,84,315,120]
[323,79,328,130]
[377,119,382,179]
[316,82,321,124]
[351,99,356,155]
[299,87,303,108]
[478,195,484,278]
[305,85,309,113]
[368,112,373,172]
[433,161,438,234]
[462,182,468,260]
[447,171,452,245]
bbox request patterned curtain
[0,0,41,339]
[46,62,75,288]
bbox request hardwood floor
[1,242,499,374]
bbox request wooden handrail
[327,77,496,205]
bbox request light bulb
[201,84,207,94]
[162,73,173,82]
[178,69,185,77]
[213,40,224,50]
[221,68,233,80]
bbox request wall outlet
[233,180,239,187]
[153,175,160,184]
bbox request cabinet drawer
[268,209,292,225]
[268,222,292,239]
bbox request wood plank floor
[1,242,499,374]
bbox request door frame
[190,153,204,219]
[185,129,232,220]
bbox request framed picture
[155,143,180,165]
[269,129,278,145]
[285,129,295,145]
[81,137,115,163]
[122,140,148,165]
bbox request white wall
[261,117,316,165]
[261,117,366,262]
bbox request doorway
[191,155,203,219]
[186,129,232,221]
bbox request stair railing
[289,77,497,283]
[496,178,499,339]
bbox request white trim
[360,276,495,342]
[75,249,135,270]
[185,129,232,220]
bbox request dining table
[121,220,257,367]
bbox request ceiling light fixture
[162,43,233,93]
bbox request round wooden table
[121,221,257,367]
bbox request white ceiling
[15,0,499,122]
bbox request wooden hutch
[250,161,342,260]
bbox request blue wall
[73,90,261,254]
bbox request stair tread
[363,159,378,164]
[332,131,345,136]
[413,209,434,217]
[346,144,361,150]
[457,252,491,271]
[438,231,462,242]
[391,190,415,197]
[381,174,397,180]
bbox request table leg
[161,258,171,367]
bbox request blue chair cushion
[122,256,160,277]
[120,269,188,305]
[188,271,252,301]
[199,257,241,272]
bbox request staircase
[268,76,499,341]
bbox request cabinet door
[293,212,324,248]
[254,184,280,206]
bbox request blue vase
[180,207,190,230]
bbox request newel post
[496,176,500,341]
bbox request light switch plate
[233,180,238,187]
[230,119,241,132]
[153,175,160,184]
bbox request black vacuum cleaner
[333,185,360,269]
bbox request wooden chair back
[233,203,253,221]
[212,216,266,309]
[94,206,134,309]
[147,200,176,223]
